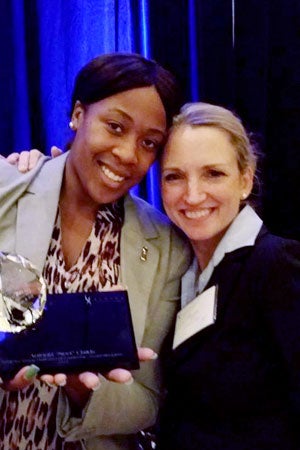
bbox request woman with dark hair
[0,53,190,450]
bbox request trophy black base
[0,290,139,379]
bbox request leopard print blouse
[0,200,124,450]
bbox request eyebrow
[161,166,183,173]
[162,163,230,172]
[108,108,167,137]
[202,163,230,169]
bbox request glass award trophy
[0,252,46,333]
[0,252,139,379]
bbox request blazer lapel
[120,195,160,344]
[14,165,160,344]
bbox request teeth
[101,165,125,182]
[185,209,210,219]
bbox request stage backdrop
[1,0,299,238]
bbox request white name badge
[173,285,217,349]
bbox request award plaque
[0,252,139,379]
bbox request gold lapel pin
[140,246,148,261]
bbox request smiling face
[65,86,167,207]
[161,125,253,267]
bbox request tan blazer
[0,154,191,450]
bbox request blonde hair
[171,102,258,175]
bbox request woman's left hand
[4,149,45,172]
[39,369,132,390]
[39,347,157,409]
[2,146,62,172]
[39,369,132,411]
[40,346,157,388]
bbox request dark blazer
[158,227,300,450]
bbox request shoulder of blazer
[251,225,300,262]
[0,154,49,192]
[27,151,69,193]
[218,226,300,294]
[221,225,299,265]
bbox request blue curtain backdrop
[148,0,300,240]
[1,0,154,149]
[1,0,300,239]
[0,0,163,206]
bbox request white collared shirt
[181,205,263,307]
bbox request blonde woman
[158,102,300,450]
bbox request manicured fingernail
[57,379,67,387]
[92,380,101,391]
[24,365,40,380]
[151,352,158,360]
[125,377,134,386]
